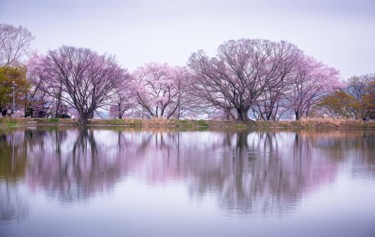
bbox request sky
[0,0,374,79]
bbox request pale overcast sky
[0,0,374,79]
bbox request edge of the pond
[1,117,375,131]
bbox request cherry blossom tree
[39,46,132,124]
[26,53,53,117]
[286,55,342,120]
[109,81,137,119]
[188,39,301,122]
[134,63,187,119]
[0,24,34,67]
[168,66,196,119]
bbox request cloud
[0,0,374,78]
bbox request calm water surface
[0,128,375,237]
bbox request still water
[0,128,375,237]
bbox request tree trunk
[90,111,94,119]
[237,107,249,123]
[79,112,89,125]
[55,86,62,118]
[295,111,300,120]
[118,104,123,119]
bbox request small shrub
[198,120,208,127]
[48,118,59,123]
[6,121,18,127]
[175,120,193,128]
[107,119,124,125]
[235,124,247,129]
[178,120,188,124]
[0,117,18,128]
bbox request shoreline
[1,117,375,130]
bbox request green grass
[101,119,125,125]
[89,118,143,126]
[235,123,248,129]
[0,118,18,128]
[6,121,17,127]
[48,118,59,123]
[175,119,193,128]
[197,119,208,127]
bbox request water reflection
[0,131,29,222]
[299,131,375,178]
[0,128,374,222]
[26,129,130,202]
[187,131,338,216]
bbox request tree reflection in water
[25,128,130,202]
[184,131,337,216]
[0,128,374,222]
[0,131,28,222]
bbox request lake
[0,128,375,237]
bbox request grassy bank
[1,117,375,130]
[254,118,375,129]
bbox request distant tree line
[1,23,374,124]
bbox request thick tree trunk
[88,110,94,119]
[237,107,249,123]
[118,105,123,119]
[79,112,90,125]
[295,111,301,120]
[1,109,9,117]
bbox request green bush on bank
[197,120,208,127]
[48,118,59,123]
[0,117,17,128]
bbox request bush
[198,120,208,127]
[48,118,59,123]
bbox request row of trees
[1,23,374,124]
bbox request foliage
[48,118,59,123]
[313,74,375,120]
[0,117,19,128]
[344,74,375,118]
[316,91,360,119]
[198,119,208,127]
[362,80,375,119]
[0,66,30,115]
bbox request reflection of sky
[9,172,374,237]
[1,129,375,237]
